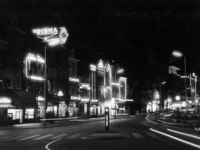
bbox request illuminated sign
[90,64,96,72]
[97,59,104,76]
[111,82,119,86]
[25,53,45,81]
[91,99,98,102]
[37,96,44,101]
[71,96,81,100]
[57,91,64,97]
[32,27,68,46]
[81,98,89,102]
[126,99,133,102]
[0,97,11,103]
[80,83,90,90]
[69,78,79,82]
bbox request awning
[0,89,38,109]
[0,69,16,80]
[0,104,15,109]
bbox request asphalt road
[0,116,199,150]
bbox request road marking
[17,135,41,140]
[66,133,81,139]
[49,134,68,139]
[132,133,143,138]
[33,134,54,140]
[0,136,13,140]
[146,133,159,138]
[45,138,61,150]
[1,135,26,141]
[150,128,200,149]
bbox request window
[53,69,57,78]
[0,52,4,66]
[48,68,52,76]
[7,67,14,73]
[73,65,77,77]
[69,64,72,77]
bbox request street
[0,115,199,150]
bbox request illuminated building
[67,49,80,117]
[0,20,38,125]
[88,59,130,117]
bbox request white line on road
[1,135,26,141]
[132,133,143,138]
[0,136,13,140]
[150,128,200,149]
[66,133,81,139]
[33,134,54,140]
[49,134,68,139]
[17,135,41,140]
[45,138,61,150]
[167,129,200,140]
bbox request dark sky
[1,0,200,88]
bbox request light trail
[150,128,200,149]
[167,129,200,140]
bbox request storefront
[0,89,38,125]
[58,101,67,117]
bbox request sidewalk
[0,116,114,130]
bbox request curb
[0,116,128,130]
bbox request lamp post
[175,95,181,110]
[159,81,166,111]
[113,65,124,119]
[172,51,187,111]
[32,27,69,126]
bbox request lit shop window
[25,109,34,119]
[8,109,23,120]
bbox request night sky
[1,0,200,90]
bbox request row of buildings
[0,21,132,125]
[146,66,199,112]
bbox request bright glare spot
[175,95,180,101]
[172,51,183,57]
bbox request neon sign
[71,96,81,100]
[32,27,68,45]
[25,53,45,81]
[90,64,96,72]
[69,78,79,82]
[91,99,98,102]
[0,97,11,103]
[97,59,104,76]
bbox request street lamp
[175,95,181,110]
[172,51,187,111]
[159,81,166,111]
[113,65,124,119]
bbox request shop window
[25,109,34,119]
[8,109,23,120]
